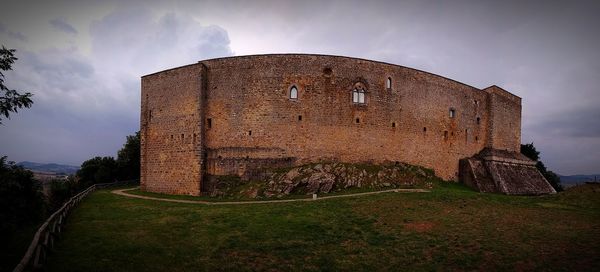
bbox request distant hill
[17,161,79,175]
[560,174,599,187]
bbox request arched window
[386,77,392,89]
[290,86,298,99]
[353,88,365,104]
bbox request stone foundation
[459,148,556,195]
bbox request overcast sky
[0,0,598,175]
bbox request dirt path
[111,187,429,205]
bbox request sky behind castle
[0,0,598,175]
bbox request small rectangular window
[207,118,212,128]
[298,115,302,121]
[356,118,360,124]
[449,109,456,118]
[392,122,396,128]
[248,130,252,136]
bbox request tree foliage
[117,131,140,180]
[0,156,45,234]
[521,143,563,192]
[76,157,118,187]
[48,176,79,211]
[0,46,33,124]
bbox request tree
[521,143,563,192]
[117,131,140,180]
[0,156,45,234]
[48,175,79,212]
[76,156,118,187]
[0,46,33,124]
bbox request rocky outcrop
[206,162,436,198]
[262,162,435,197]
[459,148,556,195]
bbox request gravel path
[112,187,429,205]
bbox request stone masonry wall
[141,54,522,195]
[141,64,204,195]
[484,86,522,152]
[201,55,502,181]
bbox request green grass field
[45,183,600,271]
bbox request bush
[48,176,80,212]
[0,156,45,234]
[77,156,118,187]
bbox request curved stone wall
[141,54,521,195]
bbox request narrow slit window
[356,118,360,124]
[476,117,480,125]
[181,134,184,139]
[386,77,392,89]
[207,118,212,128]
[465,129,468,142]
[298,115,302,121]
[149,110,152,121]
[248,130,252,136]
[475,136,479,142]
[423,127,427,132]
[290,86,298,99]
[392,122,396,128]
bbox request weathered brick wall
[201,55,497,181]
[141,54,522,195]
[484,86,521,152]
[140,64,204,195]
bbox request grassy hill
[44,183,599,271]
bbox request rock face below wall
[206,162,437,198]
[459,148,556,195]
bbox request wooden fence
[13,180,136,272]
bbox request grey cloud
[193,25,232,59]
[0,22,27,42]
[49,18,78,35]
[0,5,232,166]
[90,8,232,75]
[531,107,600,138]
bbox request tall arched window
[290,86,298,99]
[386,77,392,89]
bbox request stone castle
[140,54,555,196]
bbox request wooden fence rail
[13,180,136,272]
